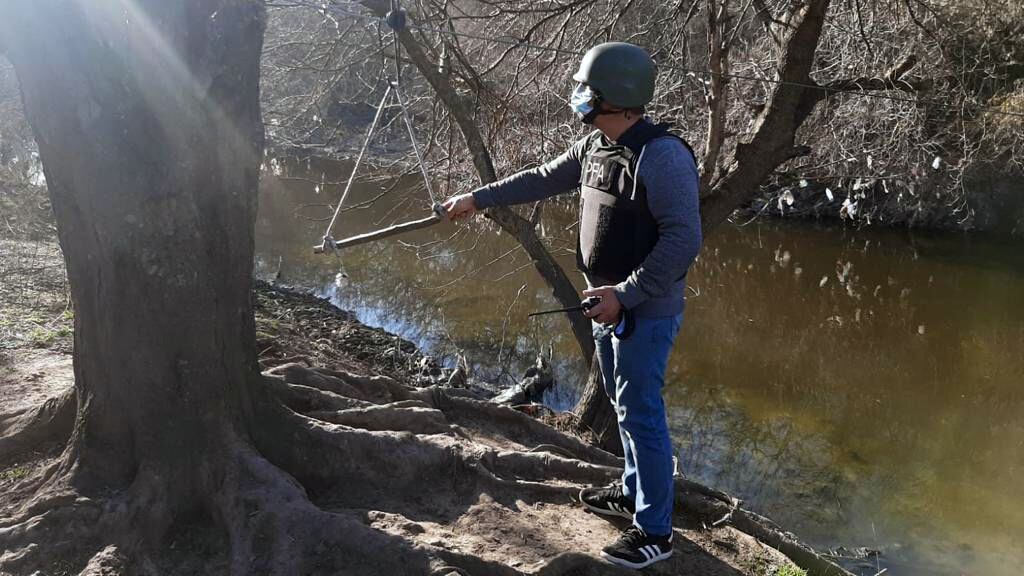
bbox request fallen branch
[675,478,855,576]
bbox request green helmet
[573,42,656,109]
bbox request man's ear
[599,102,626,116]
[624,108,645,120]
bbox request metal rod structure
[315,11,447,257]
[321,84,394,245]
[393,82,440,207]
[313,213,444,253]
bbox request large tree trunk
[4,0,265,497]
[699,0,832,231]
[571,354,621,456]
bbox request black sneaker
[601,526,673,569]
[579,483,634,519]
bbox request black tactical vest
[576,123,696,283]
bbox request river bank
[2,237,849,576]
[743,167,1024,236]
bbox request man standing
[443,42,702,570]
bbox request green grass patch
[0,466,32,481]
[26,324,71,348]
[776,565,807,576]
[28,326,57,347]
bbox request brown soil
[254,280,429,382]
[0,243,812,576]
[0,349,72,415]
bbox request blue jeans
[594,313,682,536]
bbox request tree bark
[570,353,622,456]
[700,0,832,231]
[701,0,730,197]
[3,0,266,518]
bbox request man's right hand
[442,193,477,221]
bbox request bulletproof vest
[576,123,696,284]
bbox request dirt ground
[0,349,72,415]
[0,242,809,576]
[0,347,797,576]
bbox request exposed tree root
[707,501,854,576]
[78,545,131,576]
[258,364,854,575]
[267,364,619,466]
[309,404,455,435]
[263,376,372,412]
[0,445,529,576]
[673,478,854,576]
[214,443,443,575]
[486,451,617,487]
[418,390,621,468]
[0,494,105,573]
[259,363,854,575]
[0,387,75,462]
[0,482,79,531]
[0,361,853,576]
[266,363,414,404]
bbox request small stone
[403,522,426,535]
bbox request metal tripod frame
[316,5,444,256]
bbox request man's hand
[583,286,623,325]
[442,193,477,221]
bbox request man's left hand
[582,286,623,325]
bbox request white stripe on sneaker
[646,545,658,559]
[639,546,652,561]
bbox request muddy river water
[255,157,1024,575]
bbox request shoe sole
[600,549,673,570]
[578,488,633,519]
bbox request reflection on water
[256,157,1024,576]
[672,226,1024,575]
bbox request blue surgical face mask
[570,83,598,123]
